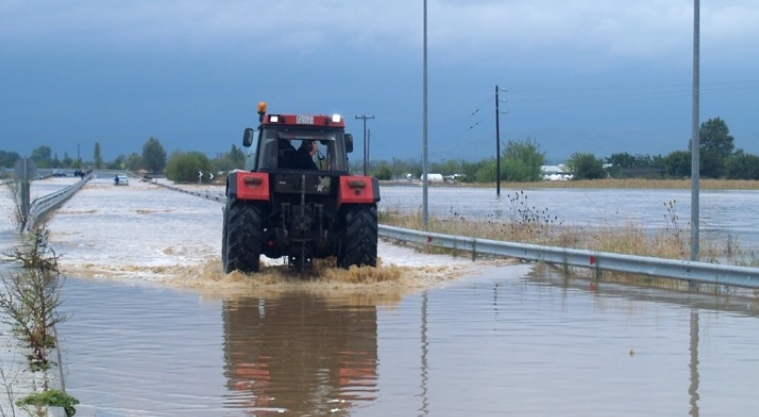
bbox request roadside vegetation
[0,182,78,416]
[0,224,79,417]
[380,191,757,269]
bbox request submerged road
[4,176,759,416]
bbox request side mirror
[242,128,254,147]
[345,133,354,153]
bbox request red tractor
[223,102,380,273]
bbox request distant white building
[420,173,445,182]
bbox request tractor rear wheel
[223,199,263,273]
[338,205,378,269]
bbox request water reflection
[689,310,700,417]
[221,292,378,415]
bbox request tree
[501,138,545,182]
[30,146,52,168]
[0,150,21,168]
[107,154,127,170]
[142,137,167,174]
[565,152,606,180]
[374,162,393,180]
[697,117,734,178]
[61,152,73,168]
[473,158,497,183]
[661,150,691,178]
[165,151,213,182]
[126,153,143,172]
[229,145,246,168]
[725,150,759,180]
[93,142,103,169]
[606,153,659,178]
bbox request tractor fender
[338,176,380,205]
[227,171,270,201]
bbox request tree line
[2,117,757,183]
[366,117,759,182]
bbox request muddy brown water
[58,263,759,417]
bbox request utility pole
[690,0,701,287]
[422,0,429,230]
[355,115,375,175]
[495,85,501,196]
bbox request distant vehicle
[444,173,466,183]
[114,174,129,186]
[52,170,66,177]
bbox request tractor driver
[293,140,319,170]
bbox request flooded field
[3,177,759,416]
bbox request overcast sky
[2,0,758,164]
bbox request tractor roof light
[331,114,342,123]
[257,102,267,115]
[269,115,279,123]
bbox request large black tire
[338,205,378,269]
[223,199,263,274]
[221,205,229,269]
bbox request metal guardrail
[379,224,759,290]
[149,180,226,203]
[25,175,93,232]
[150,181,759,290]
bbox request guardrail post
[471,238,477,262]
[593,259,602,285]
[20,180,31,227]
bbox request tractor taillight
[348,180,366,188]
[244,176,263,185]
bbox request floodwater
[4,177,759,416]
[381,185,759,248]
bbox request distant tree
[450,160,473,183]
[606,153,659,178]
[30,146,53,168]
[230,144,246,168]
[501,138,545,182]
[61,152,73,168]
[126,153,143,172]
[0,150,20,168]
[725,150,759,180]
[107,154,127,170]
[697,117,734,178]
[93,142,103,169]
[374,162,393,180]
[606,152,637,169]
[662,150,691,178]
[142,137,167,174]
[165,151,213,183]
[565,152,605,180]
[473,158,497,183]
